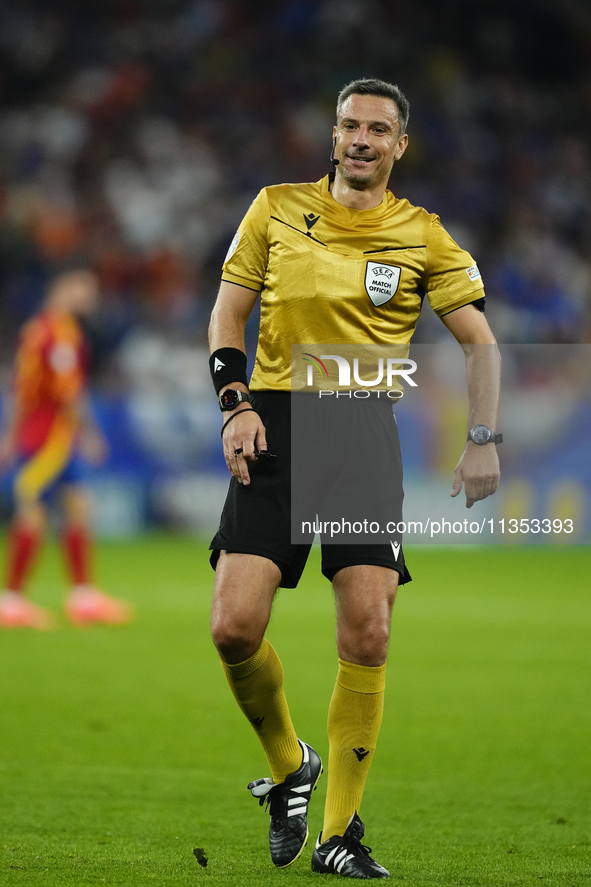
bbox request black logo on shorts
[353,747,370,762]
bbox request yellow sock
[322,659,386,841]
[220,638,302,783]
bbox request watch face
[219,389,249,410]
[470,424,492,444]
[220,389,239,409]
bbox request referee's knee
[338,619,391,666]
[210,615,262,664]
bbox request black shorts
[210,391,411,589]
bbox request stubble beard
[338,159,393,192]
[339,165,375,191]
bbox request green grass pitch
[0,536,589,885]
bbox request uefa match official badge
[364,262,401,306]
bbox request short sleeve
[424,216,484,317]
[222,189,270,291]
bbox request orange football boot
[0,591,55,630]
[65,586,134,626]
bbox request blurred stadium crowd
[1,0,591,359]
[1,0,590,534]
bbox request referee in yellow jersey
[208,78,501,879]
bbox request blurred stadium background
[0,0,590,538]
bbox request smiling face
[333,93,408,192]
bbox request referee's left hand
[451,442,500,508]
[222,407,268,486]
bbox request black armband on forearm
[209,348,248,394]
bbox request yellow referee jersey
[222,174,484,391]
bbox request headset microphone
[330,137,339,166]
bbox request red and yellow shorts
[14,414,81,503]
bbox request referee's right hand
[222,407,268,486]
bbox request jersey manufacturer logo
[304,212,320,232]
[391,541,400,561]
[353,747,370,762]
[364,262,401,307]
[213,358,225,371]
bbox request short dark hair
[336,78,410,136]
[47,258,95,283]
[45,261,97,296]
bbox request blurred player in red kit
[0,267,133,629]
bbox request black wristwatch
[219,389,251,412]
[467,425,503,445]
